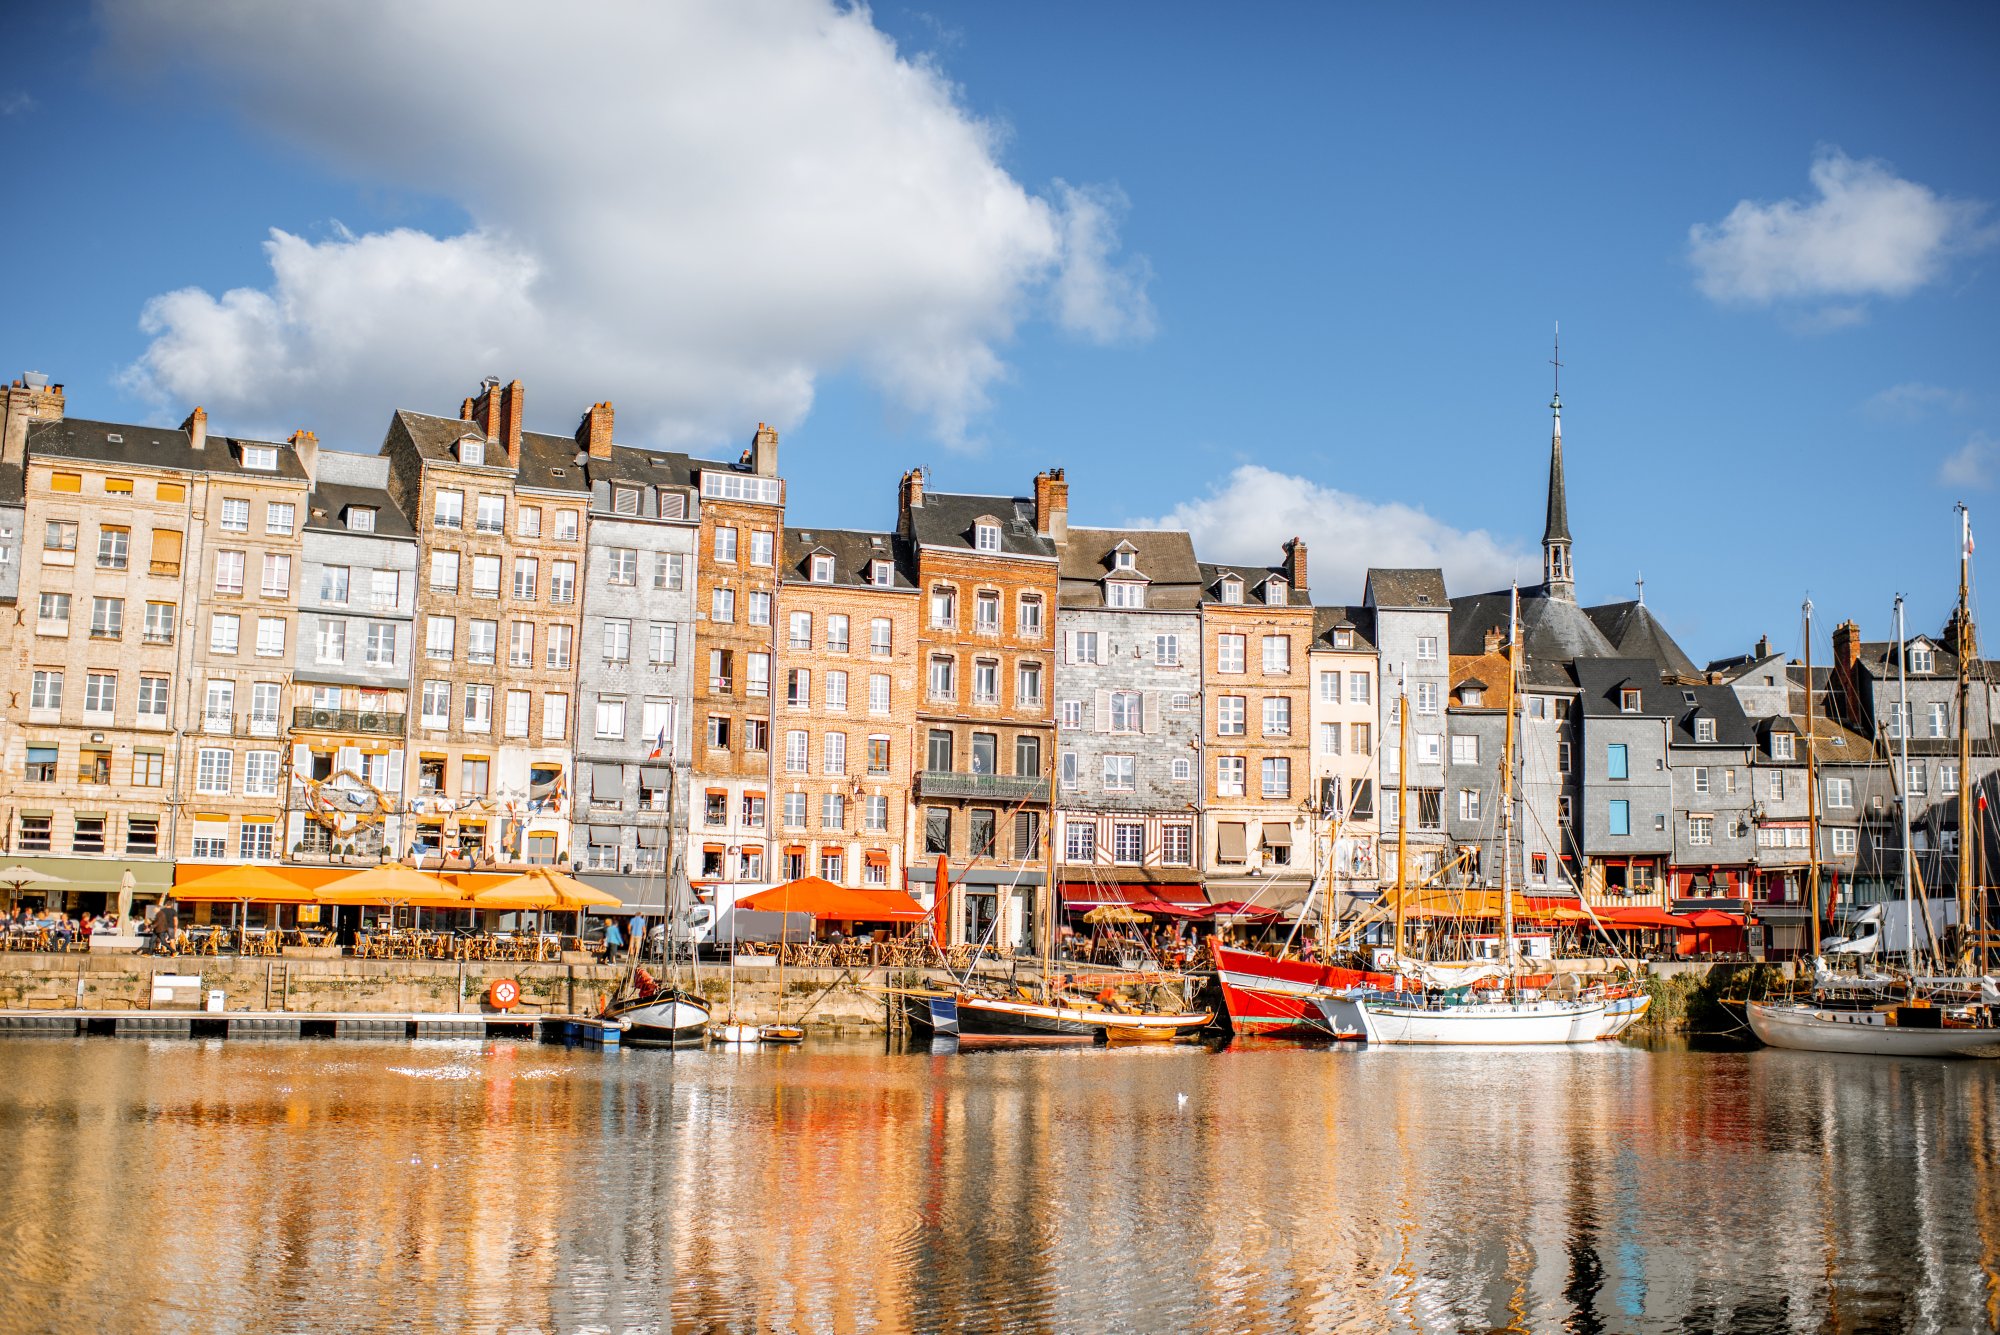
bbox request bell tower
[1542,329,1574,603]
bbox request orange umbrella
[739,876,928,921]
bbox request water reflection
[0,1036,1995,1333]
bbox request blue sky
[3,2,1997,665]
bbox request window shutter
[1094,689,1112,732]
[1143,691,1161,734]
[336,745,362,775]
[291,743,310,771]
[387,749,404,795]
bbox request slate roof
[587,440,702,491]
[1669,682,1758,748]
[781,527,915,589]
[1311,605,1376,652]
[908,491,1056,559]
[388,410,590,494]
[1584,600,1701,681]
[28,416,309,482]
[1059,528,1202,610]
[1544,429,1570,544]
[0,462,21,506]
[1575,657,1684,718]
[1198,561,1311,606]
[305,482,416,539]
[1365,568,1448,610]
[1450,588,1612,689]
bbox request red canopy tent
[1200,900,1284,920]
[1602,906,1693,930]
[737,877,928,922]
[1128,899,1207,919]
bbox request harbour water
[1,1036,1996,1334]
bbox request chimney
[467,377,523,467]
[898,467,925,539]
[578,401,615,459]
[182,406,207,452]
[1830,618,1863,724]
[289,428,320,481]
[460,397,477,422]
[1281,536,1308,595]
[1483,624,1505,655]
[2,373,65,467]
[1755,633,1772,660]
[750,421,778,478]
[1033,467,1069,542]
[499,379,524,468]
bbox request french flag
[647,724,669,761]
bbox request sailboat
[1750,546,2000,1057]
[1329,587,1607,1045]
[602,763,712,1046]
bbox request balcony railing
[917,770,1049,802]
[292,707,408,736]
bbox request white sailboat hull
[1747,1002,2000,1058]
[613,994,710,1046]
[1354,997,1608,1045]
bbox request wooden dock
[0,1008,627,1047]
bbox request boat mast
[1804,599,1821,958]
[1394,666,1410,965]
[1956,503,1975,972]
[1896,596,1918,977]
[1500,586,1519,977]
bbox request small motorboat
[758,1023,805,1044]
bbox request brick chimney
[750,421,778,478]
[2,373,64,467]
[182,406,207,452]
[578,402,614,459]
[897,467,925,539]
[1281,537,1308,595]
[289,428,320,481]
[1483,624,1505,655]
[1754,633,1772,660]
[467,377,524,467]
[1830,618,1864,723]
[1033,467,1068,542]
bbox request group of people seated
[1,905,135,948]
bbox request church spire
[1542,325,1575,603]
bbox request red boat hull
[1210,942,1400,1037]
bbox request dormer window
[1334,628,1354,649]
[612,486,640,515]
[973,520,1001,552]
[870,560,893,587]
[1910,644,1934,673]
[1620,688,1642,713]
[1460,686,1485,707]
[1265,577,1287,606]
[459,438,485,467]
[1219,577,1243,605]
[345,507,377,533]
[242,444,277,472]
[811,554,835,583]
[1772,733,1795,760]
[1113,546,1136,570]
[1695,717,1716,742]
[1106,580,1145,609]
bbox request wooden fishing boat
[606,984,710,1046]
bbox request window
[788,612,813,651]
[1015,734,1042,778]
[1106,581,1145,609]
[1620,688,1642,713]
[1911,644,1934,673]
[1059,750,1080,790]
[785,730,809,773]
[97,526,129,570]
[1318,671,1340,702]
[714,527,738,563]
[242,444,278,471]
[596,696,627,739]
[1217,634,1245,673]
[214,550,245,595]
[1415,683,1438,715]
[1451,734,1479,764]
[259,553,291,598]
[505,690,530,737]
[1607,743,1629,781]
[210,613,241,655]
[972,590,1000,634]
[787,669,810,707]
[821,614,849,654]
[1608,800,1630,836]
[542,693,567,739]
[429,550,460,593]
[867,735,892,776]
[463,684,493,732]
[554,510,580,541]
[1416,636,1438,662]
[1694,768,1710,795]
[132,750,164,787]
[43,520,77,557]
[1417,733,1442,766]
[1262,635,1290,673]
[1103,754,1136,791]
[974,522,1000,552]
[603,619,631,662]
[433,489,463,529]
[1017,660,1043,706]
[1927,702,1948,738]
[647,622,677,666]
[1018,595,1044,638]
[550,561,577,604]
[1724,768,1738,795]
[972,658,1000,705]
[809,553,835,583]
[653,552,684,590]
[1217,756,1246,797]
[928,655,956,700]
[970,732,998,774]
[507,620,535,667]
[196,748,232,795]
[1073,631,1101,665]
[511,558,538,600]
[470,555,501,597]
[1261,757,1291,799]
[867,559,894,588]
[426,616,456,661]
[1109,823,1145,865]
[244,750,280,798]
[1261,697,1291,736]
[1218,696,1246,736]
[258,616,287,658]
[318,566,353,605]
[1688,815,1714,846]
[1695,718,1717,743]
[547,623,573,669]
[826,670,849,711]
[927,729,953,772]
[1351,722,1372,754]
[1318,723,1342,756]
[711,588,735,624]
[823,732,849,775]
[747,530,774,566]
[37,592,68,631]
[869,673,890,714]
[137,676,169,721]
[1941,762,1959,793]
[344,507,374,533]
[461,758,490,797]
[822,793,847,831]
[83,671,116,715]
[1906,762,1928,797]
[90,597,123,639]
[605,548,638,587]
[420,681,451,728]
[1768,769,1786,799]
[220,498,251,533]
[870,619,893,656]
[265,501,295,535]
[1831,828,1858,856]
[1458,789,1481,822]
[510,505,541,540]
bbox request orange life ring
[487,978,521,1009]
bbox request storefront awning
[1261,821,1291,847]
[1061,881,1208,910]
[635,826,665,848]
[1216,822,1247,862]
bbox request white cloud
[1688,148,1994,321]
[1939,432,2000,489]
[1865,381,1971,421]
[100,0,1153,449]
[1130,465,1536,602]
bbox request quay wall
[0,953,903,1032]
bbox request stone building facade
[1366,568,1452,887]
[1307,607,1380,912]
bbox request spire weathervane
[1551,322,1563,403]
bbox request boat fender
[487,978,521,1010]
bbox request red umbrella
[1201,900,1283,920]
[1129,899,1205,919]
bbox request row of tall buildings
[0,371,1986,952]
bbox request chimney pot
[750,421,779,477]
[1033,467,1068,542]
